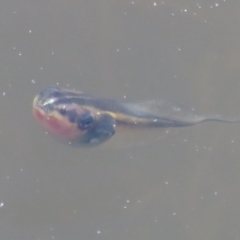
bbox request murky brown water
[0,1,240,239]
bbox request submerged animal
[33,87,239,147]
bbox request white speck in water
[153,2,157,6]
[137,200,141,203]
[0,202,4,207]
[153,119,158,122]
[184,9,187,12]
[123,95,126,99]
[20,168,23,172]
[132,1,134,4]
[215,3,219,7]
[128,47,131,50]
[172,13,175,16]
[165,181,168,185]
[19,52,22,56]
[231,140,235,143]
[13,47,16,50]
[2,92,6,96]
[116,49,119,52]
[29,30,32,33]
[97,231,101,234]
[52,51,54,55]
[214,191,218,196]
[178,48,181,51]
[173,212,176,216]
[40,67,43,70]
[31,79,36,84]
[124,206,127,209]
[126,200,130,203]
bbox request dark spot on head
[58,107,67,116]
[77,112,94,130]
[95,114,116,136]
[78,113,116,146]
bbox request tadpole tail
[200,116,240,124]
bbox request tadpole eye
[77,113,94,130]
[59,107,67,115]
